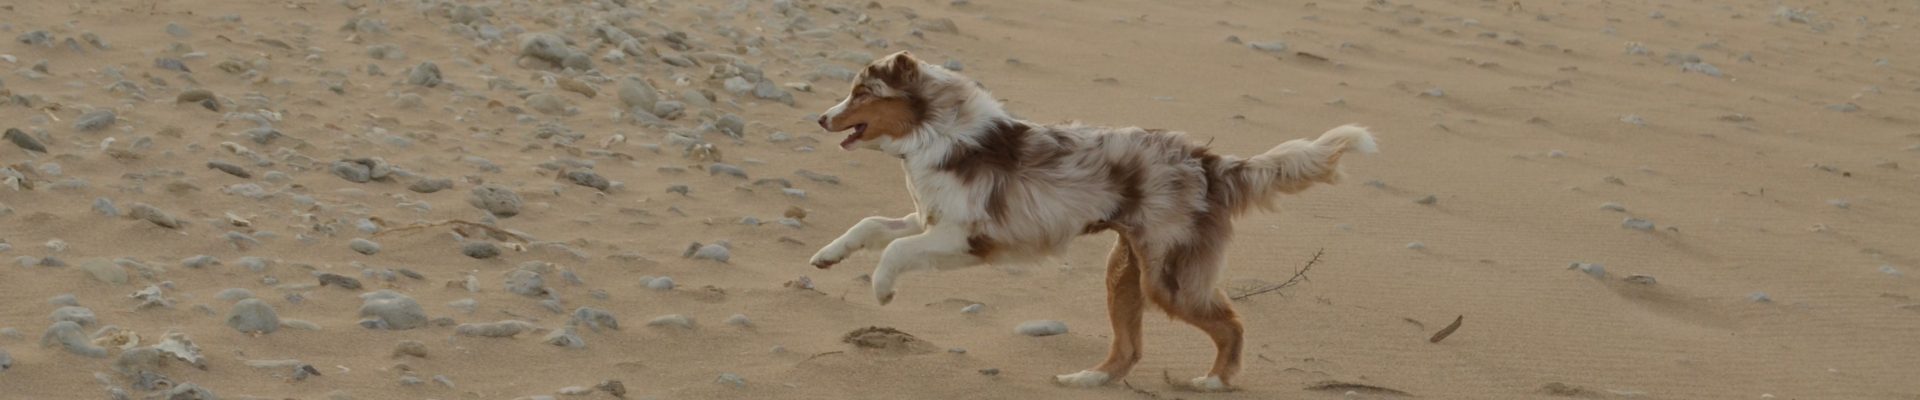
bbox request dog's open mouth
[838,123,868,150]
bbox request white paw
[808,243,851,269]
[1054,370,1111,387]
[1190,376,1229,392]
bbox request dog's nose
[816,115,830,130]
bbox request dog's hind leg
[810,213,924,269]
[1143,236,1243,392]
[1056,230,1148,387]
[869,224,984,305]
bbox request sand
[1,0,1917,399]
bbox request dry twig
[1230,248,1323,300]
[1428,315,1464,343]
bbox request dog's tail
[1218,124,1378,215]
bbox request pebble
[40,321,107,357]
[3,128,46,153]
[1569,262,1607,279]
[74,110,117,131]
[708,163,748,178]
[1621,218,1655,231]
[317,273,364,290]
[92,198,120,217]
[359,290,429,330]
[563,170,611,191]
[393,340,429,358]
[1748,292,1772,303]
[571,307,620,332]
[1624,275,1658,285]
[645,276,675,290]
[507,270,548,297]
[181,255,219,269]
[455,320,537,338]
[330,160,373,183]
[406,61,442,87]
[647,314,695,330]
[1015,320,1068,336]
[542,326,586,348]
[1599,203,1626,212]
[1406,242,1427,250]
[468,185,525,218]
[1249,41,1288,53]
[82,259,128,285]
[1827,199,1849,209]
[0,349,10,372]
[716,372,746,388]
[349,238,382,255]
[724,314,752,327]
[408,178,453,193]
[462,241,502,259]
[50,306,96,326]
[961,304,983,314]
[215,288,255,302]
[227,299,281,334]
[205,161,251,178]
[1826,103,1860,113]
[129,203,184,229]
[618,77,660,112]
[1414,195,1438,205]
[688,242,731,263]
[1880,265,1903,277]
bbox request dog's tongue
[839,133,860,150]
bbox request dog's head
[817,51,931,151]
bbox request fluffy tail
[1218,124,1378,215]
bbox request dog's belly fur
[904,120,1224,265]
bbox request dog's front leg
[810,213,923,269]
[870,225,981,305]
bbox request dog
[809,50,1377,391]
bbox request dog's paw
[875,289,895,306]
[808,245,850,269]
[1054,371,1111,387]
[1189,376,1230,392]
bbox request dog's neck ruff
[881,84,1010,165]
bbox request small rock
[461,242,502,259]
[708,163,748,179]
[4,128,47,153]
[688,243,731,263]
[40,321,107,357]
[1015,320,1068,337]
[358,290,429,330]
[1826,103,1860,113]
[1748,292,1772,303]
[454,320,537,338]
[74,110,117,131]
[571,308,620,332]
[392,340,428,358]
[408,178,453,193]
[1599,203,1626,212]
[129,203,183,229]
[1569,262,1607,279]
[1414,195,1438,205]
[961,304,983,314]
[1623,275,1658,285]
[1621,218,1655,231]
[317,273,363,290]
[1405,242,1427,250]
[330,161,372,183]
[50,306,96,326]
[468,185,524,218]
[205,161,251,179]
[215,288,255,302]
[1249,41,1288,53]
[563,170,610,191]
[647,314,695,330]
[1827,199,1850,209]
[542,326,586,348]
[716,372,746,388]
[180,255,218,269]
[406,61,442,87]
[226,299,281,334]
[506,270,548,297]
[724,314,752,327]
[82,260,128,285]
[349,239,381,255]
[645,276,675,290]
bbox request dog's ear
[868,51,922,89]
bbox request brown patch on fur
[868,51,922,89]
[826,83,926,142]
[940,120,1031,222]
[965,234,995,258]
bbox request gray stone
[645,276,675,291]
[461,241,502,259]
[1249,41,1288,53]
[316,273,363,290]
[506,270,547,297]
[406,61,442,87]
[226,299,280,334]
[647,314,695,330]
[570,307,619,332]
[542,326,586,348]
[724,314,752,327]
[181,255,218,269]
[50,306,96,326]
[74,110,116,131]
[689,243,730,263]
[468,185,523,218]
[330,161,372,183]
[961,304,983,314]
[716,372,746,388]
[617,77,659,111]
[563,170,610,191]
[1015,320,1067,336]
[82,260,128,285]
[1748,292,1772,303]
[1621,218,1655,231]
[454,320,537,338]
[129,203,183,229]
[519,33,574,66]
[39,321,107,357]
[348,238,381,255]
[215,288,255,302]
[707,163,747,179]
[92,197,120,217]
[358,290,429,330]
[408,178,453,193]
[205,161,251,178]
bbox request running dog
[808,50,1377,391]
